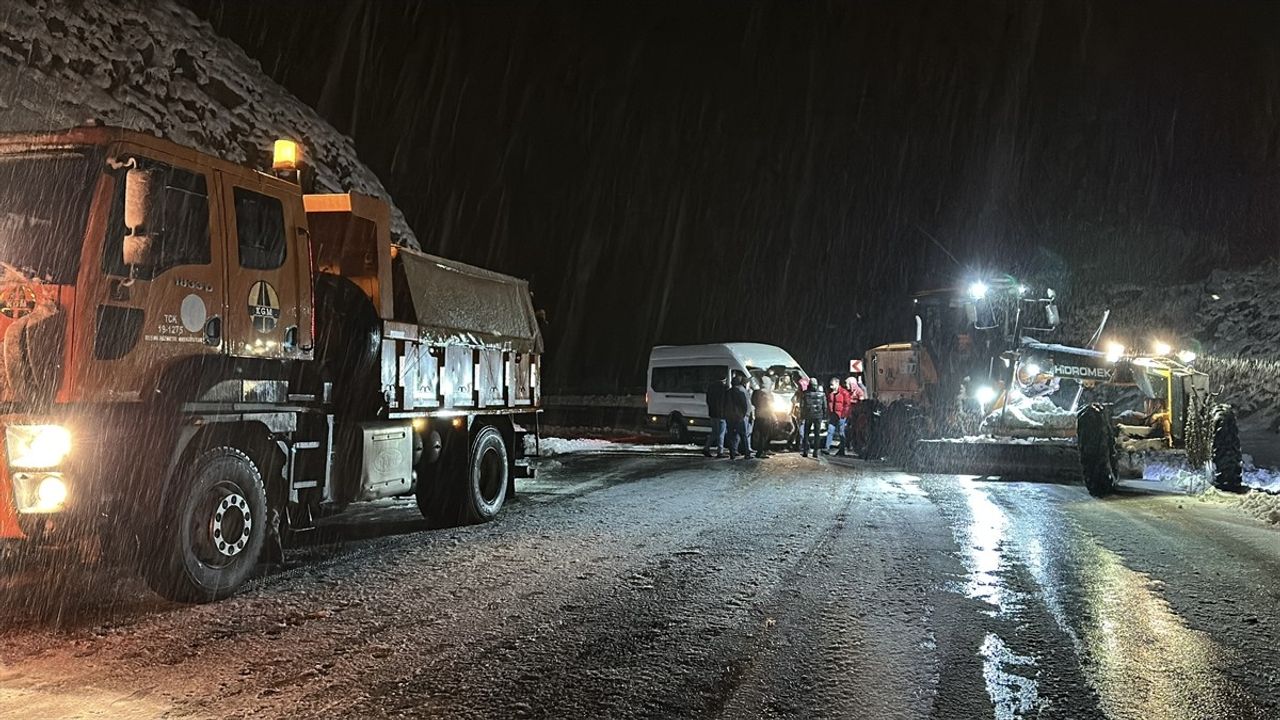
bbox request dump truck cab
[0,125,542,601]
[1,125,313,527]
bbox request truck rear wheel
[1210,404,1243,492]
[143,446,268,602]
[1078,404,1118,497]
[416,423,509,526]
[464,425,509,523]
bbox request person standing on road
[703,376,728,458]
[792,377,810,452]
[751,376,775,459]
[723,374,754,460]
[801,377,827,457]
[825,377,852,456]
[844,374,870,457]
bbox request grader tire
[1210,404,1243,492]
[881,401,923,466]
[1077,404,1118,497]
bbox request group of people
[703,372,867,460]
[793,375,867,458]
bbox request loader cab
[0,126,316,405]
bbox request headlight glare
[771,396,792,413]
[974,386,997,407]
[36,476,68,510]
[6,424,72,469]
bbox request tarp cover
[394,249,543,354]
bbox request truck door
[217,173,309,360]
[76,151,227,401]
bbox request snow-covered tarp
[0,0,417,247]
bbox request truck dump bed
[304,192,542,416]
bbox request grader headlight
[1104,342,1125,363]
[6,424,72,469]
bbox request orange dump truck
[0,124,541,601]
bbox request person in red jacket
[845,374,870,456]
[824,377,853,456]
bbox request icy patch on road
[980,633,1042,720]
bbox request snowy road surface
[1,448,1278,719]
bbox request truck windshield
[0,149,101,284]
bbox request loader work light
[6,424,72,469]
[968,281,989,300]
[974,386,997,407]
[1104,342,1125,363]
[1153,340,1172,357]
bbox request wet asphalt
[0,447,1278,719]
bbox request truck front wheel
[143,446,268,602]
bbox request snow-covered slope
[0,0,417,247]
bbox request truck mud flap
[910,439,1082,481]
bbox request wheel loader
[860,276,1242,496]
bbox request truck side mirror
[123,168,159,268]
[1045,303,1060,328]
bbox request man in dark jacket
[703,377,728,457]
[750,376,774,459]
[723,375,754,460]
[801,378,827,457]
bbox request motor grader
[861,277,1242,496]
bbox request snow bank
[0,0,417,246]
[529,437,621,456]
[523,435,696,457]
[1234,491,1280,526]
[1242,454,1280,493]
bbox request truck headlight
[6,424,72,469]
[771,396,792,413]
[11,472,69,513]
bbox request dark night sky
[186,0,1280,390]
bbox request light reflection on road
[951,477,1044,718]
[958,477,1022,615]
[945,476,1263,719]
[1070,542,1261,720]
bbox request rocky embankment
[0,0,417,246]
